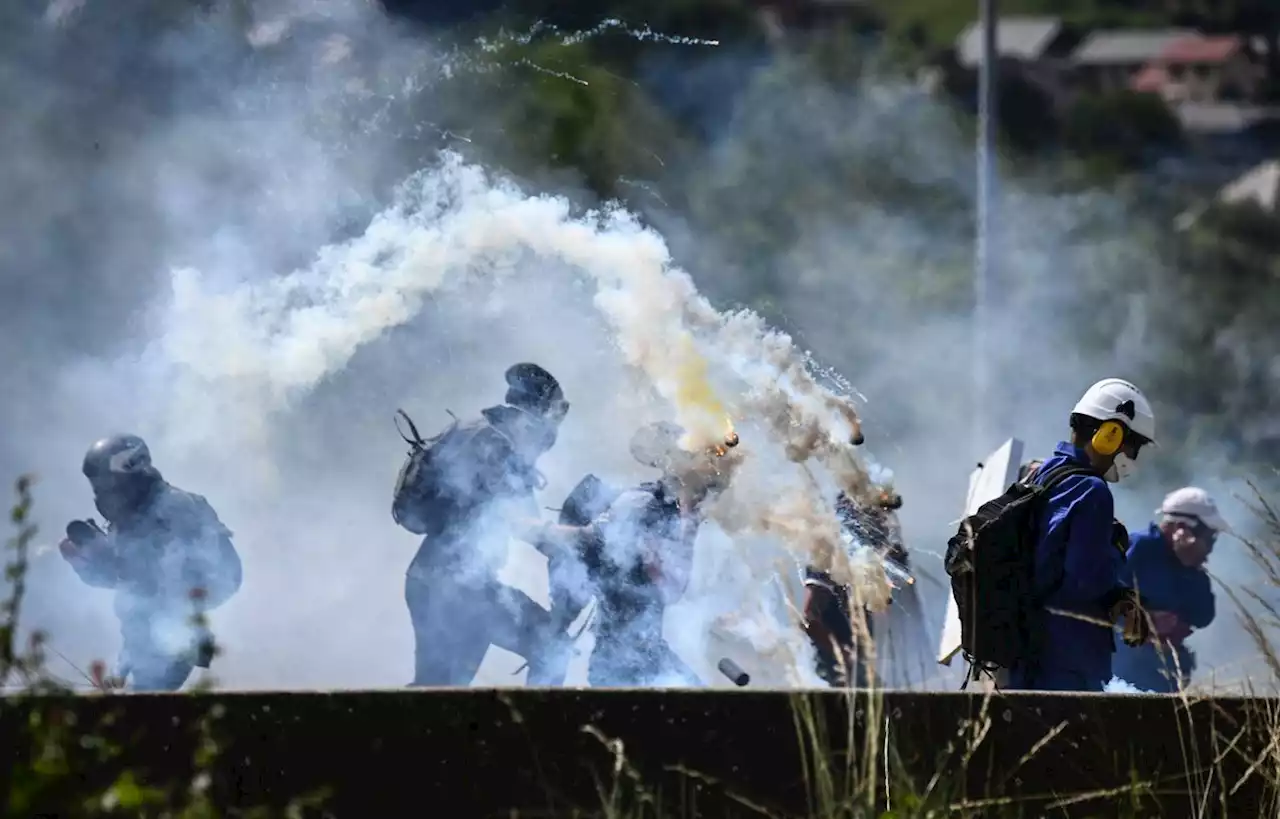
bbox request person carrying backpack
[945,378,1156,692]
[528,420,736,686]
[391,362,572,687]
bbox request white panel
[936,438,1024,665]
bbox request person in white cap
[1112,487,1228,692]
[1005,378,1156,692]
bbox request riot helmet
[82,434,161,521]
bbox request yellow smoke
[672,332,734,449]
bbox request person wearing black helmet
[528,420,737,687]
[802,487,909,688]
[392,362,572,686]
[58,434,243,691]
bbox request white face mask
[1103,452,1137,483]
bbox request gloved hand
[58,537,80,561]
[60,519,108,560]
[1111,519,1130,556]
[1110,593,1152,647]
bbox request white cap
[1158,487,1230,533]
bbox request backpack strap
[394,408,426,448]
[394,408,459,450]
[1028,462,1098,492]
[1025,464,1098,584]
[1025,462,1103,650]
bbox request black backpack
[558,474,623,528]
[943,462,1095,684]
[390,408,471,536]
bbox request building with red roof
[1130,34,1264,104]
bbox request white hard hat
[1072,378,1156,443]
[1158,486,1231,533]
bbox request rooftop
[1218,159,1280,212]
[1177,103,1280,134]
[1072,29,1195,65]
[955,16,1063,66]
[1156,35,1244,65]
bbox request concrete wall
[2,688,1273,817]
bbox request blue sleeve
[1118,531,1151,589]
[1049,478,1119,605]
[1181,569,1216,628]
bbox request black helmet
[83,434,152,481]
[82,434,160,521]
[505,362,568,422]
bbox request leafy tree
[939,62,1063,155]
[1062,90,1183,170]
[439,38,694,199]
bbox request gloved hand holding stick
[1107,589,1153,647]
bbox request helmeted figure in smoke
[802,487,909,688]
[532,420,735,687]
[58,434,243,691]
[392,362,572,686]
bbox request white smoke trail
[144,152,884,681]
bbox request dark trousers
[1113,642,1193,693]
[1005,665,1105,692]
[810,591,874,688]
[587,626,703,687]
[405,571,570,687]
[118,627,207,693]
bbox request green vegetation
[1062,89,1184,171]
[864,0,1161,49]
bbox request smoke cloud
[1,2,1270,692]
[0,0,873,692]
[647,50,1272,689]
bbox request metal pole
[974,0,998,460]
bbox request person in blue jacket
[1007,378,1156,692]
[1113,487,1228,692]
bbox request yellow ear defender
[1092,420,1126,456]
